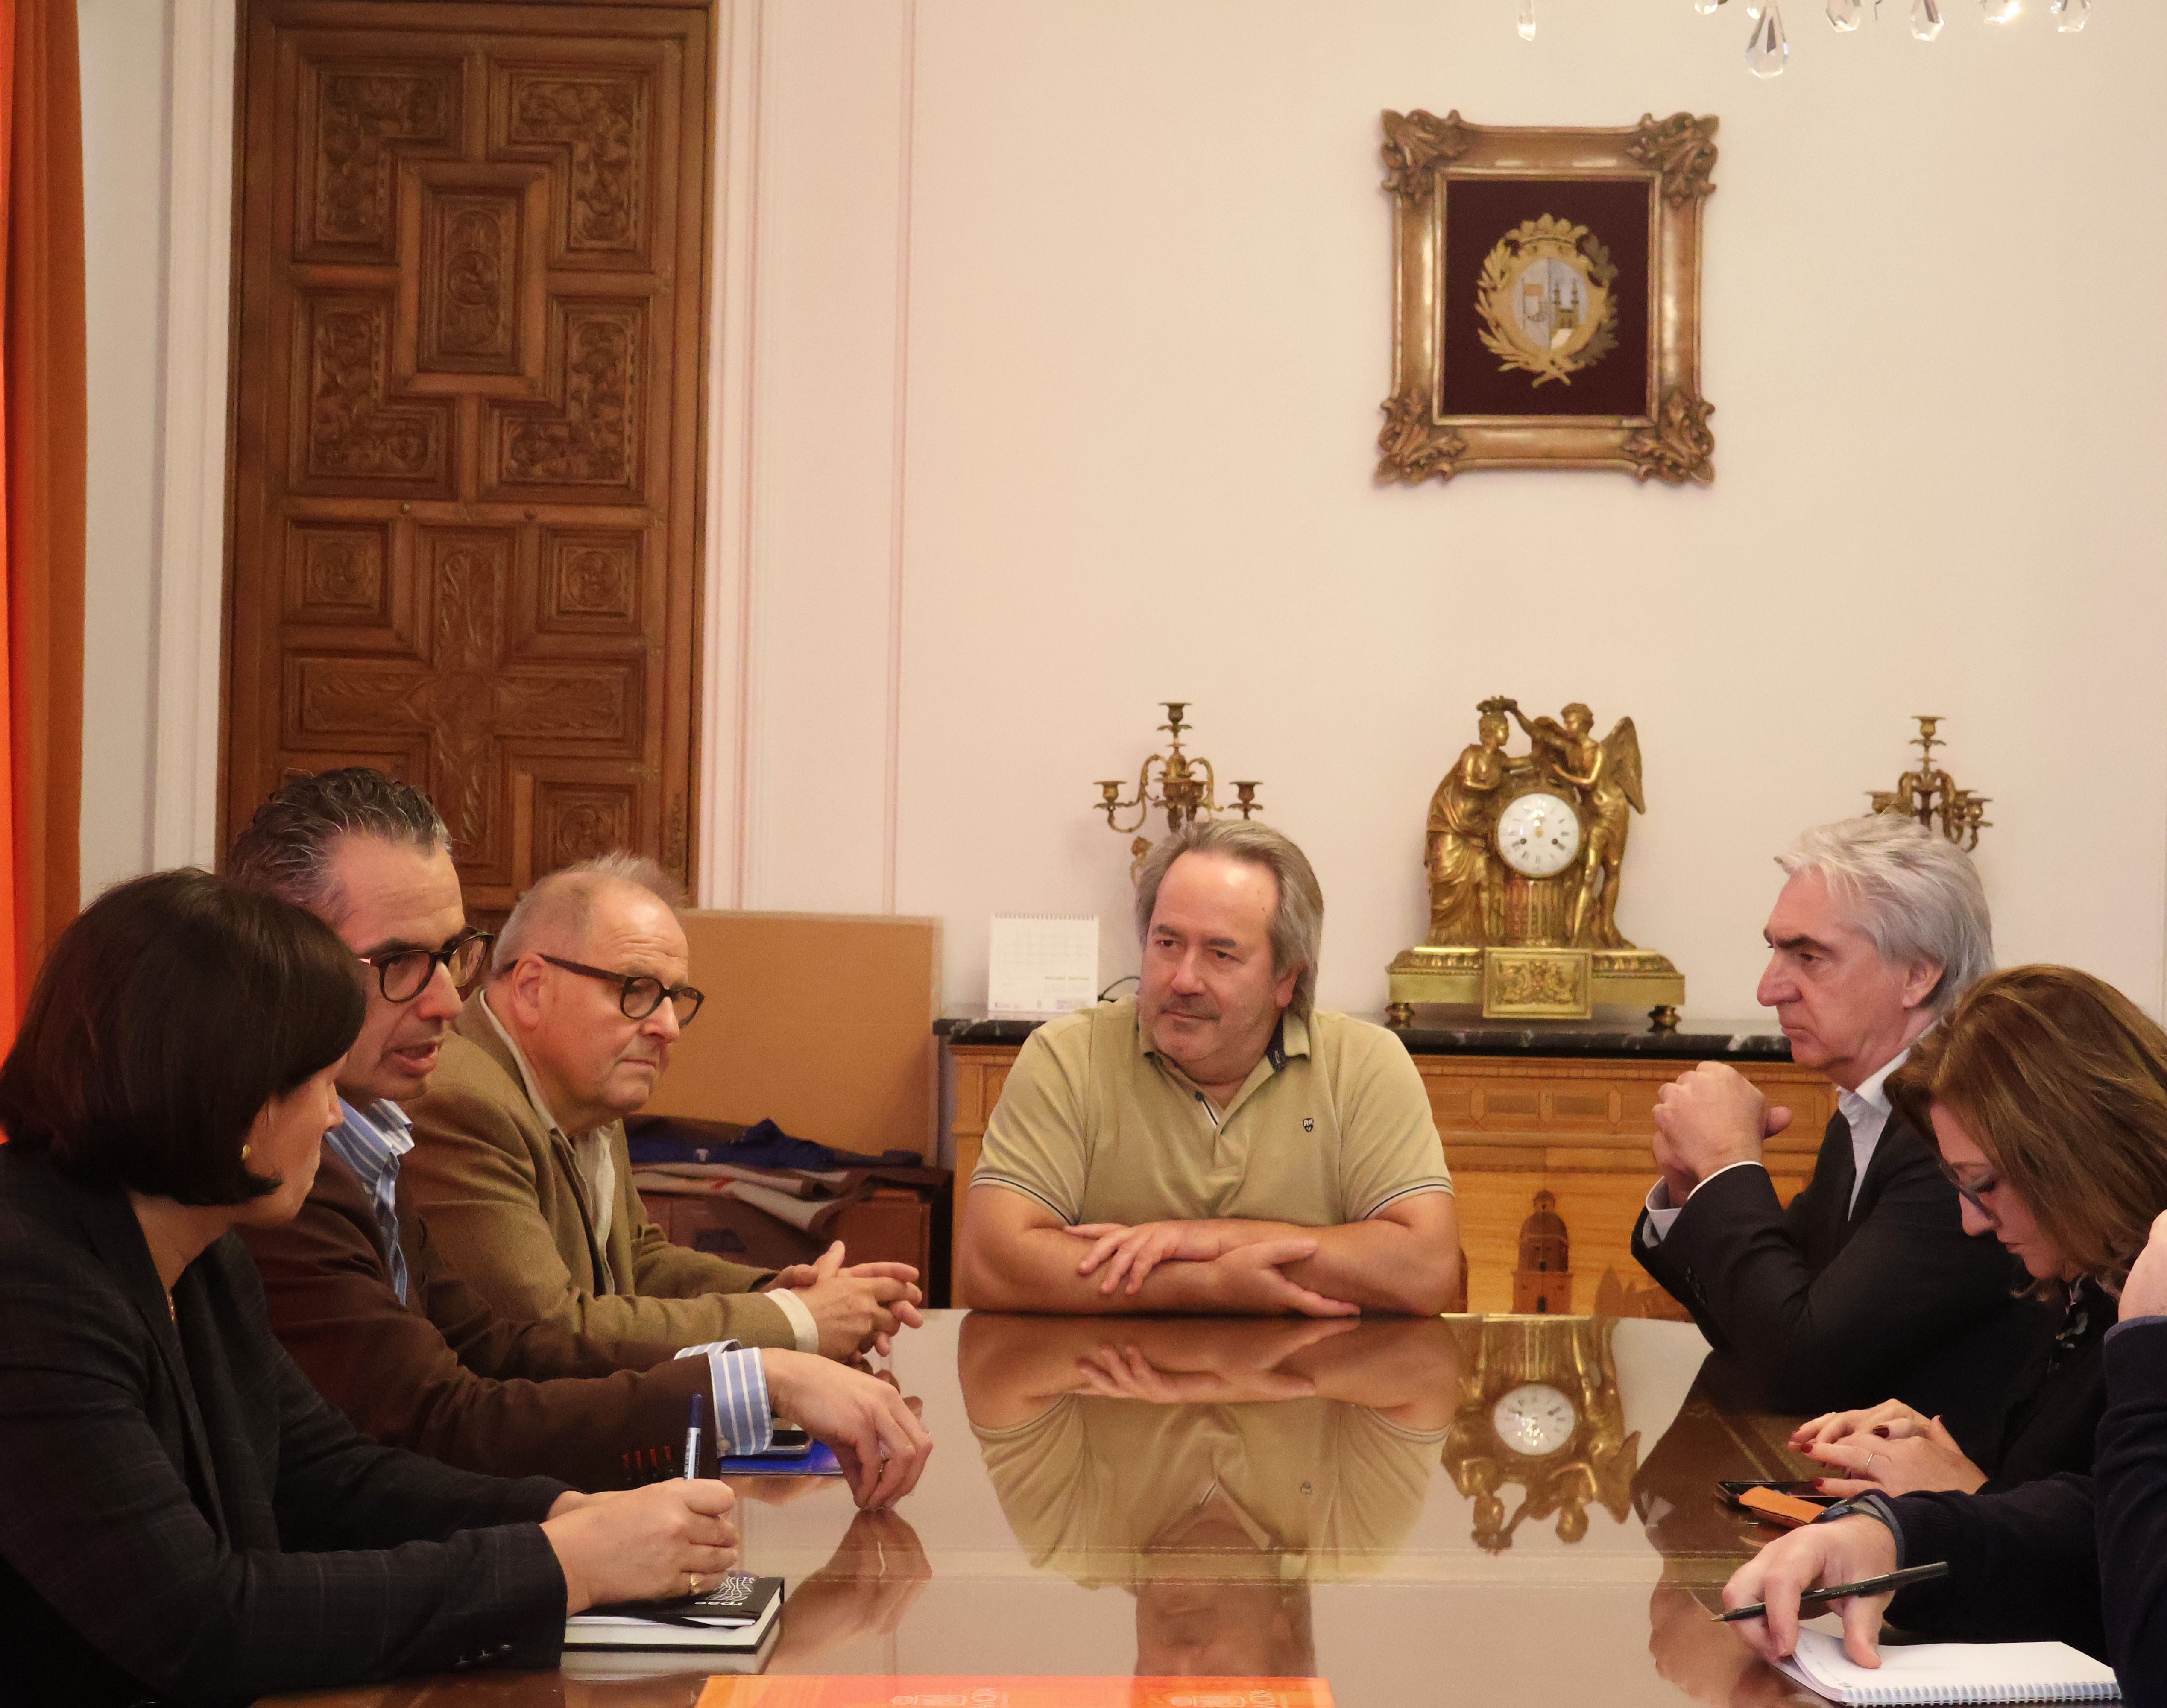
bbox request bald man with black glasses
[401,851,924,1365]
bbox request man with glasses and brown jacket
[403,852,923,1362]
[226,769,931,1499]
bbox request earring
[240,1144,252,1161]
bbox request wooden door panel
[227,2,709,914]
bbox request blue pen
[681,1392,704,1480]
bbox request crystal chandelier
[1510,0,2090,75]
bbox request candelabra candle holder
[1095,703,1262,866]
[1870,715,1992,851]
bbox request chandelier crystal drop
[1518,0,1537,39]
[1669,0,2092,69]
[1747,3,1790,73]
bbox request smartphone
[1714,1478,1833,1508]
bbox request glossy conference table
[267,1309,1833,1708]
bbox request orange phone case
[1739,1486,1826,1529]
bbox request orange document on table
[697,1679,1334,1708]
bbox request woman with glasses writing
[0,871,743,1706]
[1725,963,2167,1679]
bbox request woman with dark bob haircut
[0,871,741,1706]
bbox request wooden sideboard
[941,1017,1832,1314]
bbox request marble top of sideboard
[934,1010,1794,1061]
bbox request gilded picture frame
[1378,110,1717,486]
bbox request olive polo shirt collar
[1138,1007,1310,1124]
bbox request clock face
[1496,791,1583,879]
[1491,1383,1579,1456]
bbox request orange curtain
[0,0,84,1029]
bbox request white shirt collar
[1839,1047,1906,1123]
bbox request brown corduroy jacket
[240,1144,717,1491]
[399,1000,795,1355]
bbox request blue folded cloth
[627,1116,922,1173]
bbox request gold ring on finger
[688,1571,701,1599]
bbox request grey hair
[493,852,688,974]
[1133,820,1325,1019]
[226,767,449,921]
[1776,814,1994,1013]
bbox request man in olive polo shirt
[957,820,1459,1316]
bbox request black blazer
[2095,1318,2167,1705]
[1973,1281,2108,1493]
[1893,1317,2167,1699]
[1632,1103,2030,1414]
[1886,1474,2106,1659]
[0,1147,571,1707]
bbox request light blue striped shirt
[324,1097,415,1305]
[675,1341,774,1458]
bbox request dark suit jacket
[1633,1103,2030,1414]
[1887,1316,2167,1696]
[1886,1474,2105,1658]
[239,1147,716,1491]
[2095,1318,2167,1705]
[0,1147,569,1707]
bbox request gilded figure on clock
[1424,708,1511,945]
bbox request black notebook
[564,1573,784,1652]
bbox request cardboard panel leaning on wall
[643,910,943,1163]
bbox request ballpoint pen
[681,1392,704,1481]
[1716,1561,1950,1622]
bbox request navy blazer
[0,1146,571,1706]
[1632,1104,2031,1415]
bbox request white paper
[1775,1629,2120,1704]
[987,915,1099,1018]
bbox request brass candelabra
[1870,715,1991,851]
[1095,703,1262,866]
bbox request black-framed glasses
[1938,1159,2002,1225]
[540,954,705,1025]
[357,931,494,1003]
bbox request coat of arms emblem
[1474,214,1620,388]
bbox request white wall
[79,0,167,898]
[714,0,2167,1021]
[82,0,2167,1022]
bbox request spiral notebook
[1774,1630,2120,1704]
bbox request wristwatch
[1812,1490,1906,1568]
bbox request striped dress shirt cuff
[674,1341,774,1455]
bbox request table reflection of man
[958,1316,1457,1676]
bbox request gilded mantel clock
[1388,695,1684,1025]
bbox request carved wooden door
[225,0,711,912]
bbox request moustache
[1155,999,1220,1021]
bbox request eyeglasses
[540,954,705,1025]
[1939,1159,2002,1225]
[357,931,495,1003]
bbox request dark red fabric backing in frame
[1438,175,1654,420]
